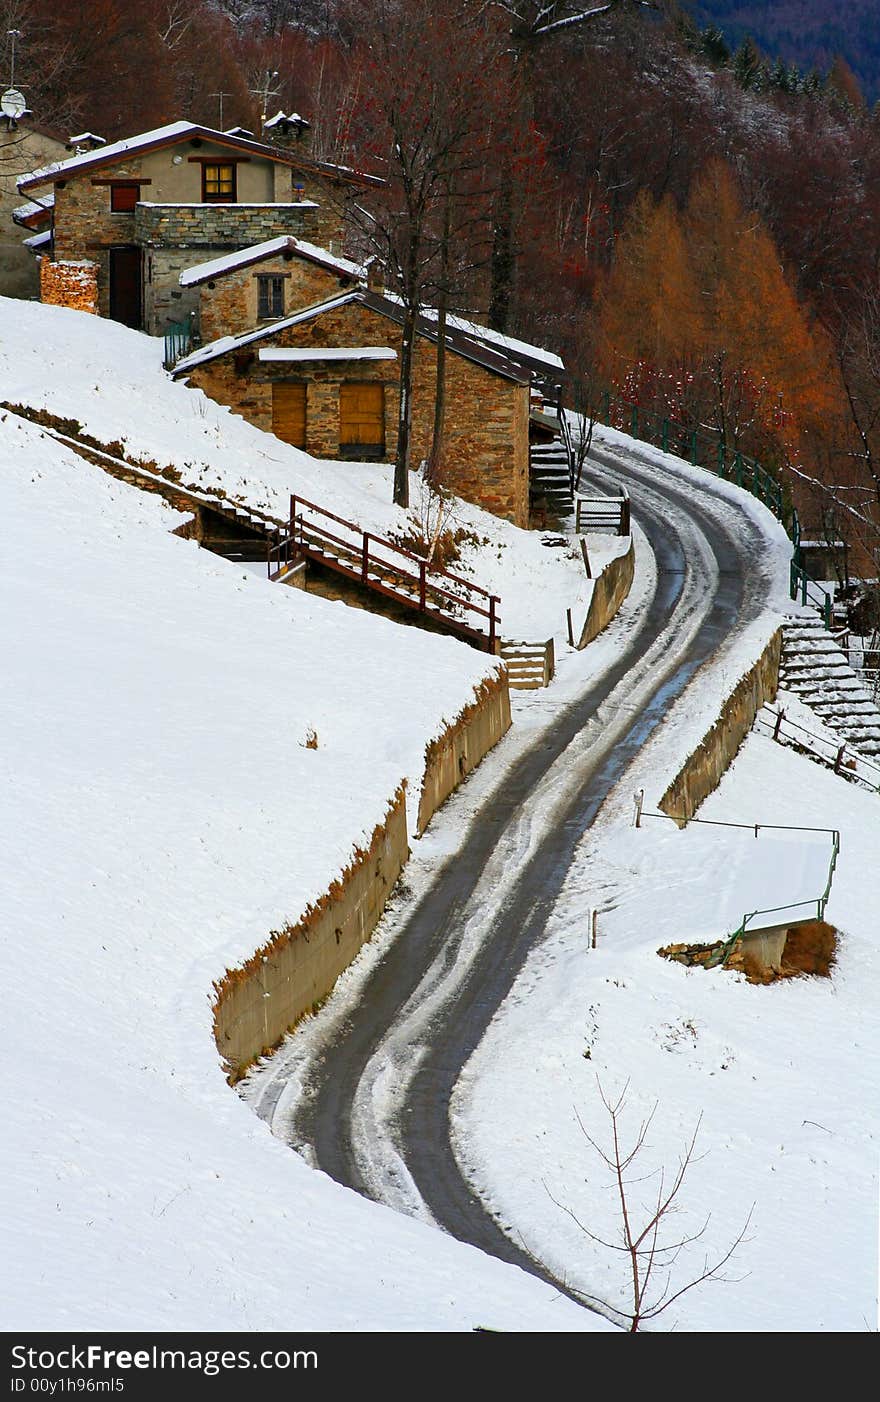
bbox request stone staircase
[780,615,880,757]
[529,440,573,519]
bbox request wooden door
[109,246,142,328]
[339,382,384,456]
[272,383,307,448]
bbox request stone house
[172,285,532,527]
[1,115,66,298]
[15,118,376,333]
[178,234,363,343]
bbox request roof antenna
[2,29,27,124]
[250,69,280,129]
[210,90,231,129]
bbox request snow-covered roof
[172,293,361,374]
[66,132,105,149]
[12,192,54,227]
[19,118,378,195]
[19,119,197,191]
[23,229,51,250]
[257,347,396,362]
[179,236,363,289]
[439,314,564,373]
[263,110,310,131]
[173,288,530,385]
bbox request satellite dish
[1,88,26,119]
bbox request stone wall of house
[137,205,326,335]
[38,256,98,313]
[183,299,530,527]
[53,171,143,316]
[196,252,356,342]
[43,140,349,326]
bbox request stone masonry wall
[658,627,782,824]
[39,256,98,313]
[46,143,347,325]
[134,202,321,249]
[53,171,143,317]
[184,299,530,527]
[196,253,356,343]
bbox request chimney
[262,110,312,152]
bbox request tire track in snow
[252,443,775,1305]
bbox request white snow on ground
[6,294,872,1333]
[0,408,599,1330]
[248,421,877,1332]
[0,297,612,644]
[456,633,879,1328]
[443,430,880,1333]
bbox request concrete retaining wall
[658,627,782,824]
[416,671,511,835]
[213,786,409,1081]
[578,538,635,648]
[213,669,511,1078]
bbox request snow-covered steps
[529,440,573,518]
[780,616,880,757]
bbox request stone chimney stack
[262,111,312,152]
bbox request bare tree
[551,1079,752,1332]
[333,0,506,506]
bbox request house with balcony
[15,118,377,334]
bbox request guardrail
[711,828,840,968]
[635,804,841,967]
[163,319,191,370]
[598,392,786,520]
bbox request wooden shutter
[272,383,307,448]
[339,382,384,450]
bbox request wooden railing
[269,493,501,652]
[499,638,555,689]
[576,488,630,536]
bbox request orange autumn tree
[595,161,845,476]
[595,189,703,422]
[684,159,842,470]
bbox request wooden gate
[272,383,307,448]
[339,382,384,457]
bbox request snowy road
[247,442,779,1306]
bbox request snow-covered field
[0,405,598,1330]
[4,296,875,1333]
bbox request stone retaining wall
[214,787,409,1081]
[578,537,635,648]
[658,627,782,824]
[213,669,512,1079]
[417,671,511,835]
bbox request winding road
[247,440,779,1304]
